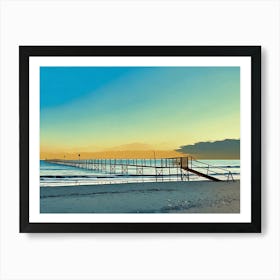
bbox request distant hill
[176,139,240,159]
[40,150,183,160]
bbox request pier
[45,157,235,182]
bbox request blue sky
[40,66,240,153]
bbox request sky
[40,66,240,158]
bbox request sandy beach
[40,180,240,213]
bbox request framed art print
[19,46,261,233]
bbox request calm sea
[40,159,240,187]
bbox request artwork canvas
[40,66,240,213]
[20,46,261,232]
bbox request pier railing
[45,157,235,182]
[188,157,235,181]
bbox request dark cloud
[176,139,240,159]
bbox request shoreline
[40,180,240,214]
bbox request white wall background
[0,0,279,279]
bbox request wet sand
[40,180,240,213]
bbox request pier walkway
[45,157,234,182]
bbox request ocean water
[40,159,240,187]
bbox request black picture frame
[20,46,261,233]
